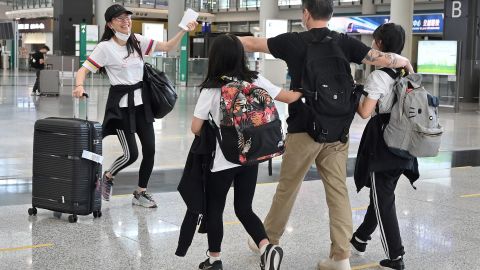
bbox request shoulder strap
[375,68,401,114]
[208,112,222,143]
[379,68,400,80]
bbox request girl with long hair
[191,34,302,270]
[73,4,197,208]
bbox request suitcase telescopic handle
[74,93,89,120]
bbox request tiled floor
[1,168,479,269]
[0,70,479,269]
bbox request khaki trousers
[264,132,352,260]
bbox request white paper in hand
[178,8,199,31]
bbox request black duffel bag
[143,63,177,119]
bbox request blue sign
[329,13,444,34]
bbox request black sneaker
[350,233,369,256]
[380,257,405,270]
[198,258,223,270]
[260,244,283,270]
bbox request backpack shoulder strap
[379,68,400,80]
[208,112,222,143]
[375,68,401,114]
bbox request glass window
[199,0,211,10]
[218,0,230,9]
[278,0,301,6]
[230,22,249,32]
[249,22,260,33]
[140,0,155,7]
[215,23,230,32]
[239,0,259,8]
[290,20,303,33]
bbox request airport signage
[445,0,468,19]
[18,19,53,33]
[329,13,444,34]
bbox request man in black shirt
[239,1,413,270]
[30,45,50,96]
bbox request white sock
[259,244,269,255]
[209,255,221,264]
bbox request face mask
[113,30,130,41]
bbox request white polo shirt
[364,69,397,114]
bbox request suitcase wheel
[93,210,102,218]
[28,207,37,216]
[68,214,78,223]
[53,212,62,219]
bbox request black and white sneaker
[380,257,405,270]
[260,244,283,270]
[350,233,369,256]
[198,258,223,270]
[132,190,157,208]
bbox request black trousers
[206,164,268,252]
[107,105,155,188]
[32,68,43,92]
[355,169,405,260]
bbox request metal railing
[193,0,261,12]
[279,0,361,6]
[196,0,362,12]
[112,0,168,9]
[374,0,444,4]
[144,56,179,85]
[6,0,53,10]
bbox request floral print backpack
[210,77,285,165]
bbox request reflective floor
[0,70,479,269]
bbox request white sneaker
[317,258,351,270]
[132,190,157,208]
[248,235,260,254]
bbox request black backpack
[30,53,40,69]
[301,31,363,143]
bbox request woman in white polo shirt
[73,4,197,208]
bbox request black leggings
[33,68,42,92]
[108,105,155,188]
[206,164,268,252]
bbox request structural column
[259,0,278,39]
[168,0,185,57]
[361,0,376,79]
[445,0,480,103]
[390,0,414,59]
[259,0,288,85]
[361,0,375,46]
[95,0,113,39]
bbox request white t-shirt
[83,34,157,107]
[363,69,397,114]
[193,75,282,172]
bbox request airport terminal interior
[0,0,479,269]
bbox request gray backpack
[383,72,443,158]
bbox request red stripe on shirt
[87,57,101,69]
[145,40,154,55]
